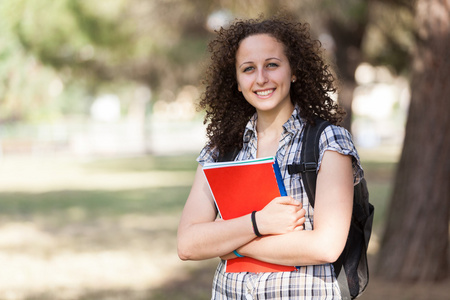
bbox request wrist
[233,249,244,258]
[251,211,263,237]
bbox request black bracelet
[251,211,262,237]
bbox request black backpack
[218,118,374,299]
[287,118,374,299]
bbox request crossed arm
[177,150,353,266]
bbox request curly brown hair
[199,15,345,157]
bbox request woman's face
[235,34,295,115]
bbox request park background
[0,1,448,299]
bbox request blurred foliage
[0,0,415,123]
[363,1,415,74]
[3,0,210,84]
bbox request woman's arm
[177,164,305,261]
[236,150,354,266]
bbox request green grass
[0,153,397,300]
[0,154,395,225]
[0,153,395,231]
[0,187,190,222]
[0,154,198,224]
[360,159,397,233]
[83,155,199,173]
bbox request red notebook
[203,157,296,273]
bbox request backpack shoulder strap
[296,119,353,299]
[288,118,331,208]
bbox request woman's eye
[243,66,254,72]
[267,63,278,68]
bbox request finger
[294,224,304,231]
[277,196,301,206]
[297,217,306,225]
[298,208,306,217]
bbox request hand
[256,196,305,235]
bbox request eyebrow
[238,57,282,69]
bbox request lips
[255,89,275,97]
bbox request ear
[238,84,242,92]
[291,75,297,83]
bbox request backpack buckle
[303,162,317,172]
[287,162,317,174]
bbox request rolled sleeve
[196,144,218,166]
[317,125,364,185]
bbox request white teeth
[256,89,273,96]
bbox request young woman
[178,16,364,299]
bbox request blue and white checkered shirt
[198,106,364,299]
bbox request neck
[256,103,295,137]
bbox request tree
[0,0,214,122]
[5,0,212,89]
[0,0,418,125]
[323,0,414,131]
[376,0,450,281]
[324,0,370,131]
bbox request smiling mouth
[255,89,275,96]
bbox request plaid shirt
[197,107,364,300]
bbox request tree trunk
[327,3,369,132]
[337,80,357,131]
[376,0,450,281]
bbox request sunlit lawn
[0,151,396,300]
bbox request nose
[256,69,268,86]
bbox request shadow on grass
[149,260,217,300]
[151,254,450,300]
[18,261,217,300]
[0,186,191,223]
[18,254,450,300]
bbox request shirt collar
[282,105,304,136]
[243,114,257,143]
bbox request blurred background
[0,0,448,299]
